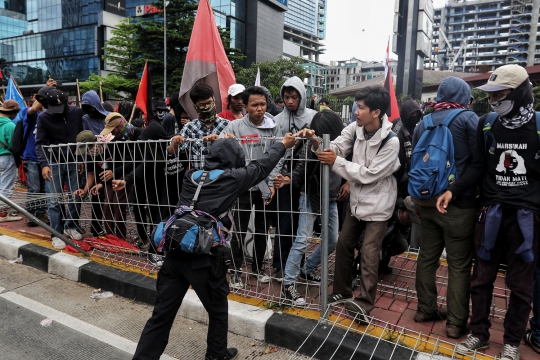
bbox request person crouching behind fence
[297,86,400,324]
[280,110,344,306]
[115,134,296,360]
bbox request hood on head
[204,138,246,170]
[81,90,110,117]
[436,77,471,107]
[280,76,308,116]
[400,98,421,124]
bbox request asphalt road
[0,256,311,360]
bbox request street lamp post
[164,0,167,98]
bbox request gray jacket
[221,113,284,188]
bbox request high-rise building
[282,0,326,62]
[0,0,126,96]
[426,0,540,72]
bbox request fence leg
[0,193,90,256]
[320,134,330,320]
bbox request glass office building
[0,0,124,91]
[283,0,325,62]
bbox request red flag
[179,0,236,120]
[135,61,153,123]
[384,41,400,122]
[0,68,3,80]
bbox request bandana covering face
[87,134,114,157]
[115,117,135,141]
[156,110,167,120]
[195,100,217,124]
[489,79,534,129]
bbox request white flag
[254,67,261,86]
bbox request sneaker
[446,321,468,338]
[51,237,66,250]
[455,334,490,355]
[255,270,270,283]
[147,253,163,268]
[300,271,321,283]
[327,293,353,304]
[344,300,370,325]
[64,228,83,240]
[36,213,50,225]
[25,216,38,227]
[0,214,22,222]
[282,284,306,306]
[205,347,238,360]
[414,307,447,322]
[274,268,284,283]
[524,329,540,354]
[229,273,244,290]
[499,343,520,360]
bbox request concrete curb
[0,234,396,358]
[0,234,273,342]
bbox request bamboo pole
[99,81,104,102]
[128,103,137,123]
[76,79,82,107]
[10,75,24,99]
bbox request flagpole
[163,0,167,98]
[128,103,137,123]
[99,81,104,102]
[76,79,82,107]
[10,75,24,99]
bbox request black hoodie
[177,139,286,218]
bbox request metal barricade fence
[41,136,334,316]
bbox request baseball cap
[228,84,245,97]
[0,100,21,113]
[75,130,97,155]
[101,112,124,136]
[46,89,67,114]
[476,65,529,92]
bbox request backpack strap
[483,112,499,155]
[441,108,468,128]
[190,170,209,208]
[376,131,397,154]
[534,111,540,160]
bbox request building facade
[426,0,540,72]
[325,58,398,92]
[283,0,326,62]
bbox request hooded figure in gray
[81,90,109,134]
[275,76,318,136]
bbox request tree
[101,0,244,99]
[78,73,133,100]
[235,57,307,97]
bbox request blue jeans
[284,193,339,286]
[0,155,17,212]
[45,163,81,235]
[24,160,46,215]
[531,266,540,344]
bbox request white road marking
[0,291,176,360]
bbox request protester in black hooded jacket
[126,134,296,360]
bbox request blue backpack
[408,109,468,200]
[152,169,227,254]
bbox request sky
[319,0,447,64]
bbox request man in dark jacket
[36,88,84,247]
[438,65,539,360]
[122,134,296,360]
[411,77,478,339]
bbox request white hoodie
[329,115,400,221]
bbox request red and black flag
[135,61,153,124]
[178,0,236,120]
[384,40,400,122]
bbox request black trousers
[271,185,299,270]
[133,250,230,360]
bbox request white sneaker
[499,344,520,360]
[229,273,244,290]
[0,214,22,222]
[64,228,83,240]
[51,237,66,250]
[256,270,271,283]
